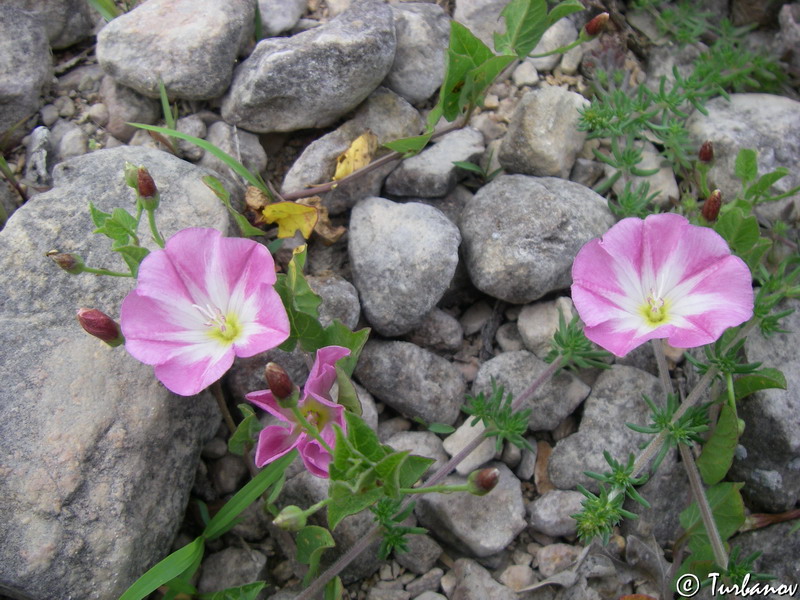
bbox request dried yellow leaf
[261,201,318,239]
[297,196,347,245]
[332,130,378,181]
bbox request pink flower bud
[265,362,295,401]
[698,141,714,163]
[47,251,85,274]
[77,308,124,347]
[702,189,722,222]
[137,167,159,210]
[468,467,500,496]
[584,13,609,37]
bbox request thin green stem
[146,208,165,248]
[399,483,470,495]
[652,339,674,399]
[725,372,737,415]
[679,444,729,570]
[212,381,237,436]
[83,266,134,277]
[304,497,333,517]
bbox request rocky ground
[1,0,799,599]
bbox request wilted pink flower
[247,346,351,478]
[120,228,290,396]
[571,213,753,357]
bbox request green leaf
[713,208,760,257]
[89,202,111,228]
[284,246,321,315]
[746,167,788,202]
[440,22,495,121]
[452,161,484,175]
[679,482,745,546]
[397,454,435,488]
[374,450,410,499]
[697,403,740,485]
[739,236,772,272]
[426,422,456,434]
[460,54,515,112]
[94,207,138,243]
[296,526,336,586]
[493,0,548,57]
[274,246,326,351]
[114,244,149,276]
[227,404,264,456]
[384,131,434,157]
[328,480,385,530]
[118,537,205,600]
[199,582,266,600]
[324,576,344,600]
[203,450,296,540]
[322,320,370,376]
[130,123,271,195]
[733,367,787,400]
[734,148,758,184]
[345,411,385,463]
[546,0,586,24]
[335,364,362,416]
[202,175,266,238]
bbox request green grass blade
[128,123,270,195]
[118,537,204,600]
[86,0,121,21]
[203,450,297,540]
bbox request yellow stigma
[195,304,242,344]
[640,289,670,326]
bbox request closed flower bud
[698,141,714,163]
[702,189,722,222]
[265,362,296,404]
[467,467,500,496]
[584,13,609,37]
[47,250,85,274]
[77,308,124,347]
[123,162,139,189]
[137,167,159,210]
[273,505,307,531]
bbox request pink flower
[571,213,754,357]
[247,346,351,478]
[120,228,290,396]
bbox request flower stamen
[641,289,669,326]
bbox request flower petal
[232,286,290,357]
[245,389,294,422]
[153,343,235,396]
[298,438,332,478]
[255,425,301,468]
[303,346,350,401]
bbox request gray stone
[414,592,447,600]
[528,18,578,71]
[404,566,444,594]
[384,3,450,105]
[0,146,227,600]
[99,75,160,143]
[499,86,589,179]
[307,273,361,329]
[282,87,423,215]
[496,322,525,352]
[259,0,307,37]
[443,419,498,475]
[199,121,268,195]
[603,140,679,208]
[385,128,485,198]
[6,0,94,50]
[385,431,449,473]
[729,299,800,511]
[355,340,466,425]
[536,543,582,577]
[51,119,89,164]
[472,351,590,432]
[229,499,272,542]
[405,308,463,353]
[512,61,540,87]
[221,0,396,132]
[24,126,52,189]
[517,297,576,359]
[0,7,52,139]
[89,103,110,128]
[453,0,507,48]
[459,175,615,304]
[515,439,537,481]
[97,0,255,100]
[0,180,18,224]
[527,490,584,538]
[459,301,492,336]
[368,589,411,600]
[208,454,249,496]
[40,104,59,127]
[395,536,443,576]
[686,94,800,223]
[450,558,517,600]
[416,463,525,557]
[198,547,268,594]
[548,366,660,492]
[349,198,460,336]
[175,115,207,162]
[729,522,800,592]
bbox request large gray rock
[97,0,254,100]
[0,147,227,599]
[548,366,660,492]
[281,87,423,215]
[472,351,590,432]
[686,94,800,223]
[0,6,52,139]
[99,75,160,143]
[460,175,615,304]
[221,0,396,133]
[349,198,461,336]
[527,490,584,538]
[451,559,517,600]
[416,463,526,557]
[259,0,307,37]
[499,86,589,179]
[384,3,450,105]
[6,0,95,49]
[527,18,578,71]
[355,340,466,425]
[730,299,800,512]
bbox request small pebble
[88,103,109,127]
[498,564,536,591]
